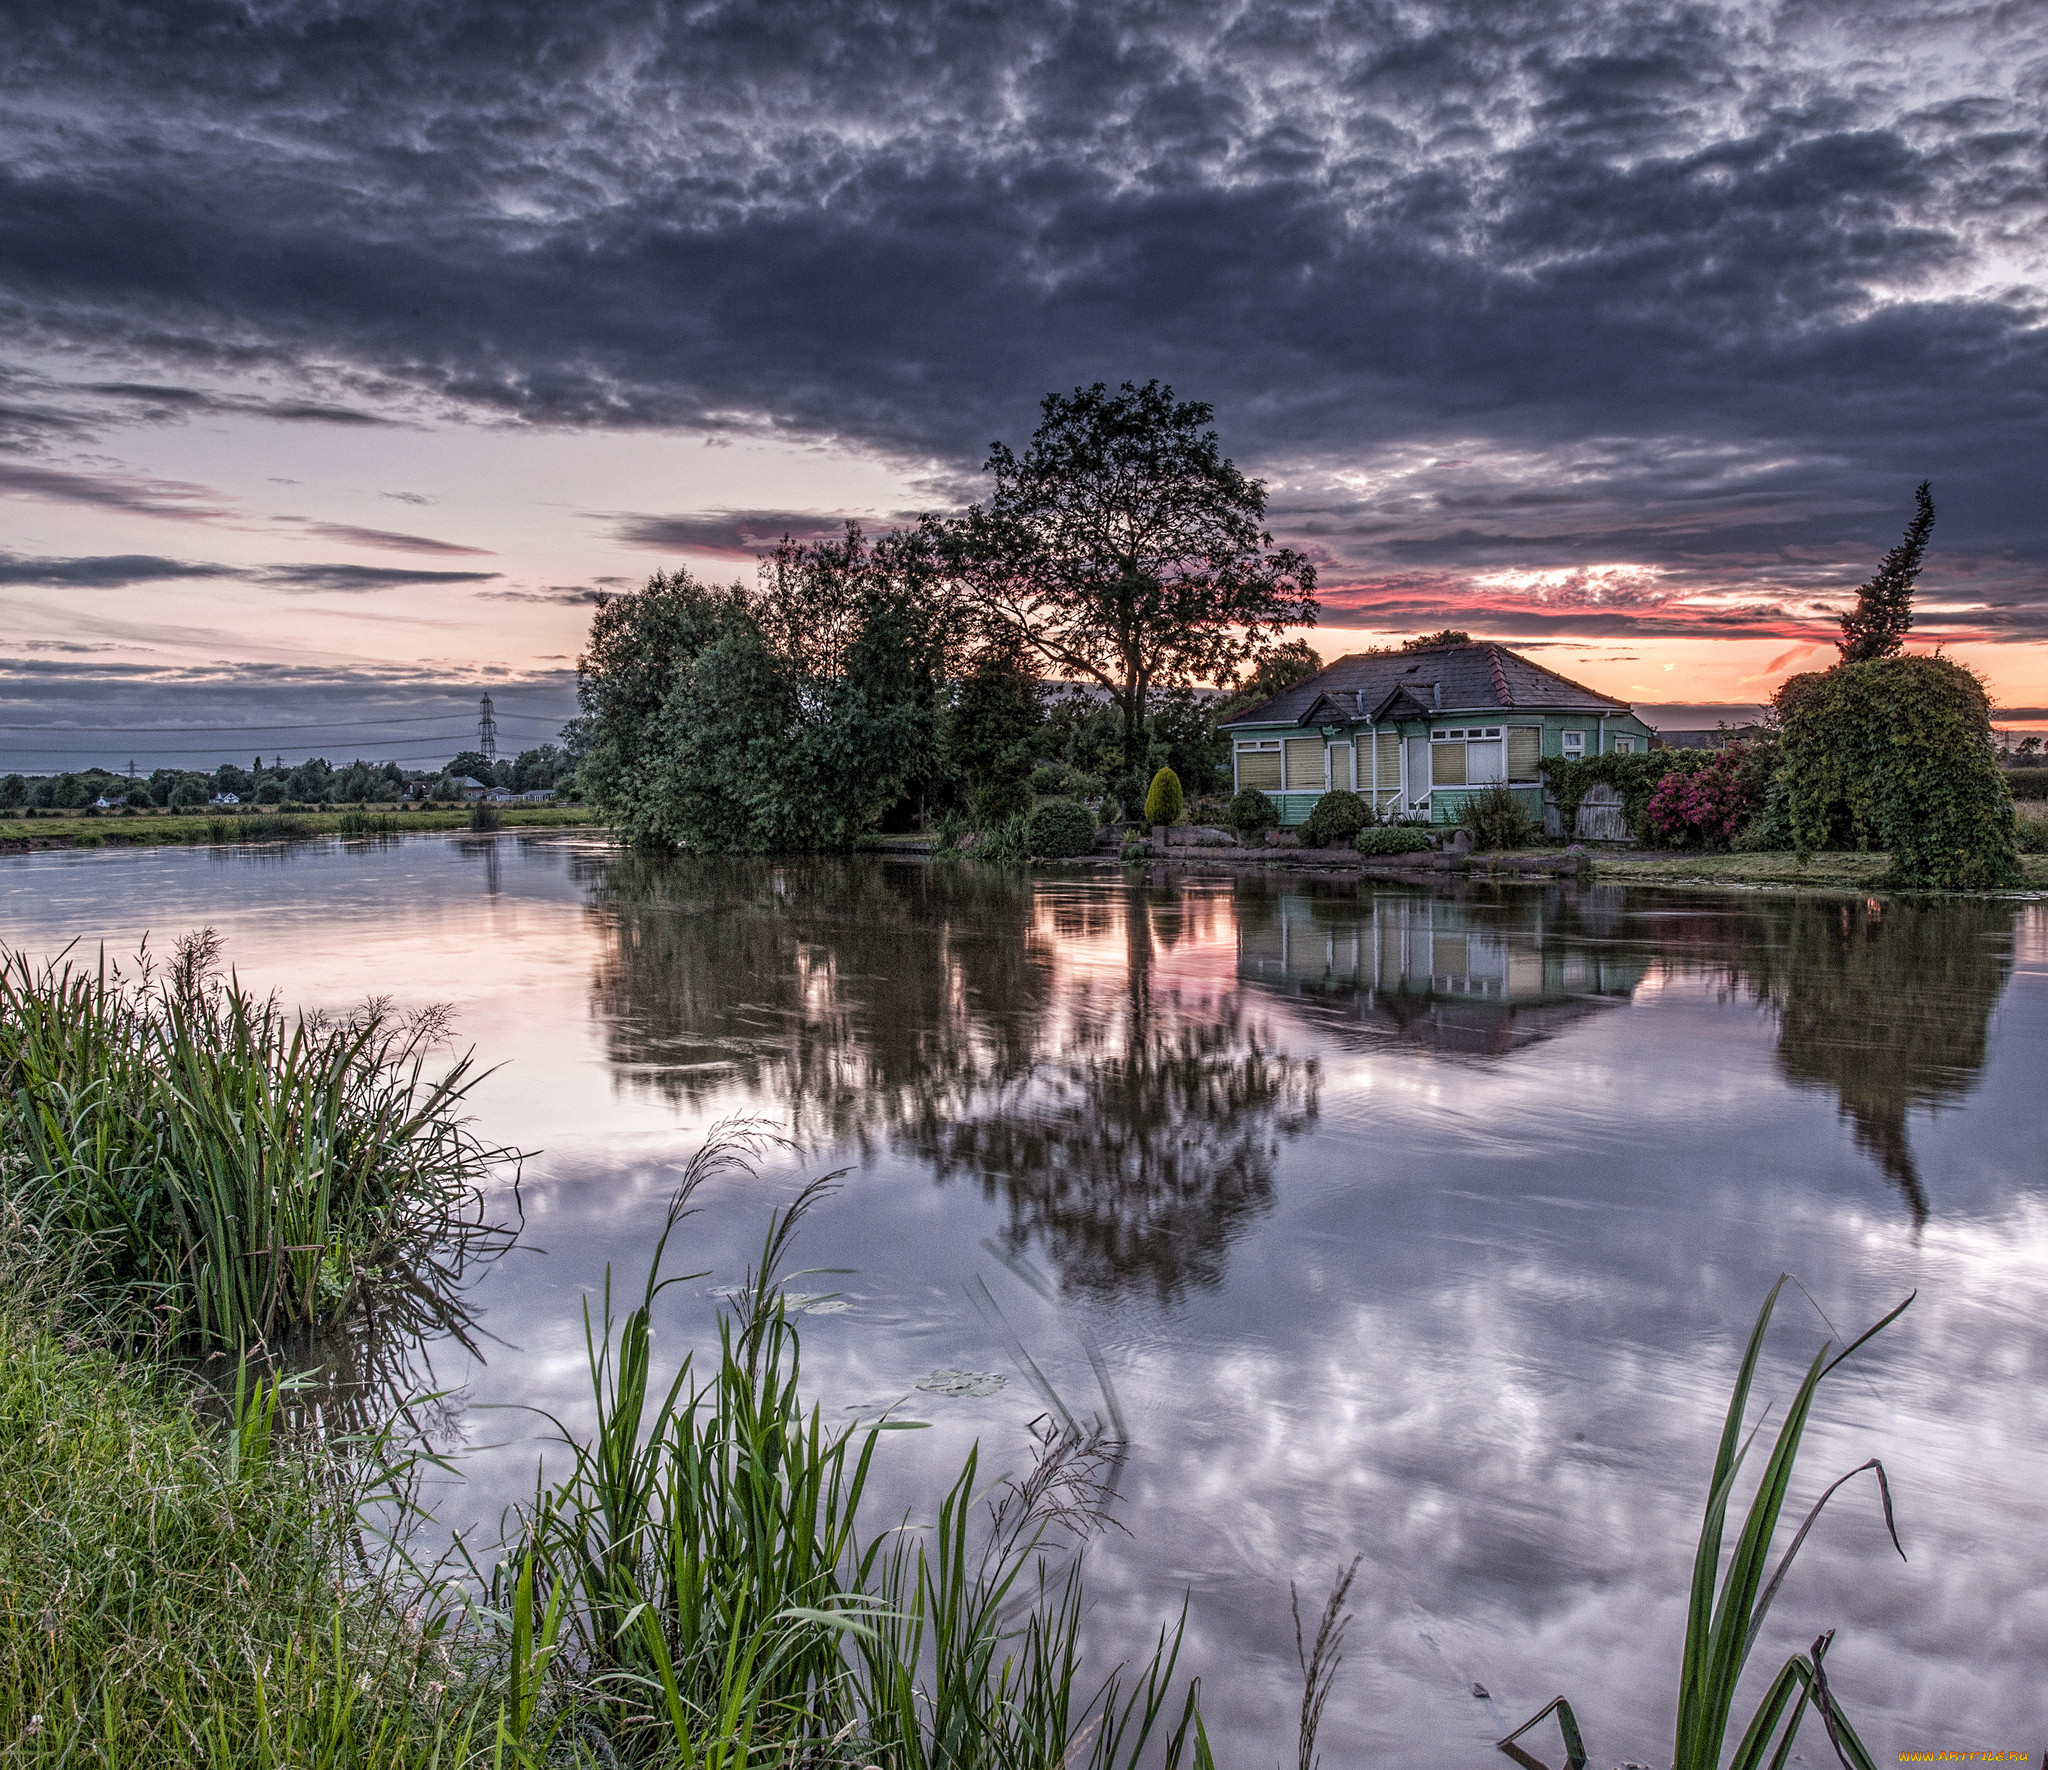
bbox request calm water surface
[4,835,2044,1764]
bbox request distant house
[210,792,241,806]
[1219,640,1655,827]
[1654,725,1761,752]
[92,793,127,810]
[449,775,489,801]
[513,788,555,803]
[483,788,516,803]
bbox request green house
[1220,640,1655,827]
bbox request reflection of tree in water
[1654,896,2017,1228]
[585,856,1313,1296]
[909,985,1317,1302]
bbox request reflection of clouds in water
[589,859,1316,1300]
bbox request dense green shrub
[2005,768,2048,800]
[1355,825,1434,855]
[1026,797,1095,858]
[1776,655,2018,888]
[1301,788,1370,847]
[1457,784,1537,850]
[1226,786,1280,838]
[2015,814,2048,855]
[1142,767,1184,826]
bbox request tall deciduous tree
[1838,482,1935,663]
[956,382,1317,771]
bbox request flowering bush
[1645,747,1758,847]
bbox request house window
[1284,736,1328,791]
[1431,726,1504,786]
[1613,736,1637,755]
[1235,741,1281,792]
[1561,729,1586,759]
[1506,726,1541,781]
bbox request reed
[1499,1275,1912,1770]
[0,933,507,1353]
[496,1124,1212,1769]
[338,809,403,835]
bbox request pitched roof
[1221,642,1633,728]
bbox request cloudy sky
[3,0,2046,769]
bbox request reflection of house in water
[1236,886,1649,1055]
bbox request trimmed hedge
[1225,787,1280,837]
[2005,768,2048,800]
[1356,825,1434,855]
[1302,788,1371,847]
[1025,797,1095,859]
[1142,768,1184,826]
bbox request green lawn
[1591,849,2048,892]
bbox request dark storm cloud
[1,0,2045,638]
[0,552,240,587]
[476,586,611,603]
[0,460,231,520]
[260,564,503,593]
[79,383,397,426]
[0,551,500,593]
[295,521,494,556]
[609,510,887,558]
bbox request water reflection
[588,857,1315,1297]
[1651,896,2018,1228]
[1234,881,1650,1056]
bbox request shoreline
[0,805,600,853]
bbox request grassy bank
[0,805,599,851]
[1591,848,2048,891]
[0,1293,495,1764]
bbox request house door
[1326,743,1354,792]
[1404,735,1430,809]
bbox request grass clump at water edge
[0,931,508,1354]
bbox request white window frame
[1233,739,1282,794]
[1613,735,1637,755]
[1561,729,1586,760]
[1430,726,1506,786]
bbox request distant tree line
[0,741,580,813]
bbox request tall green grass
[1499,1276,1912,1770]
[204,813,312,843]
[338,810,403,836]
[0,933,507,1353]
[494,1126,1212,1769]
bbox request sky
[2,0,2046,773]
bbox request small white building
[210,792,241,806]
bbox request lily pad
[915,1368,1007,1398]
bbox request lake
[3,833,2043,1764]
